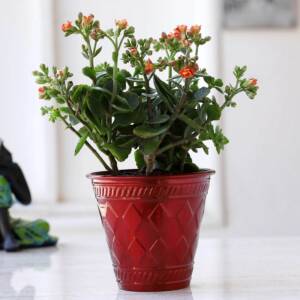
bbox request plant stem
[156,138,191,155]
[60,116,112,172]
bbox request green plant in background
[33,13,258,175]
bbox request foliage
[33,14,259,175]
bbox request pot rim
[87,168,215,180]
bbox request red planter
[88,170,214,292]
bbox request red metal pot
[88,169,214,292]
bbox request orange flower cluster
[162,24,201,42]
[61,21,73,32]
[179,64,199,79]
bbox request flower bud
[189,25,201,35]
[161,32,167,40]
[61,21,73,32]
[130,48,138,56]
[176,25,187,33]
[115,19,128,30]
[82,14,94,26]
[249,78,257,86]
[38,87,46,98]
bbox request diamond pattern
[127,238,145,265]
[177,200,194,227]
[91,173,212,290]
[148,203,169,232]
[176,236,190,262]
[105,203,118,232]
[122,203,142,232]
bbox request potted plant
[33,13,258,292]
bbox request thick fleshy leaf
[146,114,169,125]
[178,114,202,133]
[153,75,176,108]
[194,87,210,101]
[123,92,139,110]
[74,130,89,155]
[82,67,96,81]
[133,124,168,139]
[143,138,160,155]
[134,150,146,169]
[207,103,221,121]
[71,85,90,103]
[86,89,109,117]
[105,144,131,162]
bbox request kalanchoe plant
[33,13,258,176]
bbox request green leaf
[86,89,109,117]
[212,126,229,153]
[113,113,134,127]
[178,114,202,133]
[234,65,247,79]
[115,136,137,148]
[214,79,223,87]
[146,114,169,124]
[204,76,214,85]
[82,67,96,81]
[207,103,221,121]
[183,163,200,172]
[123,92,139,110]
[71,85,90,103]
[74,131,88,155]
[153,75,176,108]
[133,124,168,139]
[143,138,160,155]
[104,144,131,162]
[194,87,210,100]
[134,150,146,169]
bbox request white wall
[222,5,300,235]
[0,0,58,203]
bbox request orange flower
[115,19,128,30]
[176,25,187,33]
[173,29,182,40]
[130,48,138,56]
[167,32,174,39]
[189,25,201,35]
[249,78,258,86]
[61,21,73,32]
[82,14,94,26]
[173,25,187,40]
[179,64,198,79]
[144,59,154,75]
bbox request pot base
[119,281,190,292]
[115,265,192,292]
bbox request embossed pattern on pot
[89,171,213,291]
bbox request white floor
[1,211,300,299]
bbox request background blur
[1,0,299,237]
